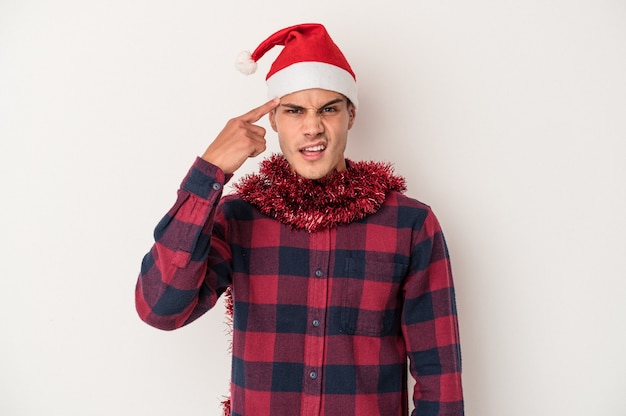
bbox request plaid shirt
[135,157,464,416]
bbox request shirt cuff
[180,157,233,199]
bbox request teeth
[302,145,326,152]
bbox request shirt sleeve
[401,208,464,415]
[134,157,233,330]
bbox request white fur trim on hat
[266,61,358,108]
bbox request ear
[347,104,356,129]
[268,110,278,132]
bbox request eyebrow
[280,98,346,111]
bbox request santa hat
[235,23,358,108]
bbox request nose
[302,109,324,136]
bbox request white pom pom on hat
[235,51,257,75]
[234,23,358,108]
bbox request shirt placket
[301,228,332,416]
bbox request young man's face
[269,88,356,180]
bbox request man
[135,23,464,416]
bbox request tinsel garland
[220,287,234,416]
[233,154,406,232]
[221,154,406,415]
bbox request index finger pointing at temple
[240,98,280,123]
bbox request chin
[303,168,338,180]
[287,155,341,180]
[297,171,324,180]
[292,165,329,180]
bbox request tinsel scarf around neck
[234,154,407,232]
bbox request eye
[321,106,338,113]
[284,108,303,115]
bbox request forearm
[135,157,232,330]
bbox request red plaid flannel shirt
[135,157,464,415]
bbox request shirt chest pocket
[340,258,408,337]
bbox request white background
[1,1,625,415]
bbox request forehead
[279,88,346,106]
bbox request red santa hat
[235,23,358,108]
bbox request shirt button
[309,371,318,380]
[212,183,222,191]
[314,269,323,277]
[312,319,320,327]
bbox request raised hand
[201,98,280,174]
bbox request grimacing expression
[269,88,356,180]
